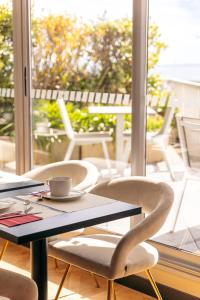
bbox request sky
[32,0,200,65]
[149,0,200,65]
[1,0,200,65]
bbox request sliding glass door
[147,0,200,256]
[30,0,134,183]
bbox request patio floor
[85,147,200,256]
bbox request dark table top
[0,182,141,245]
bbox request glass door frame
[131,0,148,176]
[12,0,148,175]
[13,0,32,174]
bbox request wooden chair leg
[113,282,116,300]
[146,269,163,300]
[55,264,71,300]
[107,280,114,300]
[0,240,9,260]
[54,258,59,269]
[90,272,100,288]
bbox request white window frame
[12,0,148,176]
[131,0,148,176]
[13,0,32,174]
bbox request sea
[152,64,200,83]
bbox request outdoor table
[0,179,141,300]
[88,106,156,162]
[33,128,65,138]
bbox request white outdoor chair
[123,106,176,180]
[172,116,200,231]
[57,99,112,169]
[0,139,15,170]
[49,177,173,300]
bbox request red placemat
[0,215,42,227]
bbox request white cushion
[49,234,158,279]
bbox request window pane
[147,0,200,256]
[0,1,15,174]
[31,0,133,182]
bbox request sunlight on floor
[0,241,155,300]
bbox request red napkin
[0,215,42,227]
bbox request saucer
[0,200,15,212]
[43,190,85,201]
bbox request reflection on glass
[31,0,133,181]
[148,0,200,256]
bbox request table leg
[31,239,48,300]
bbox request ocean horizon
[152,64,200,83]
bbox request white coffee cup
[47,177,72,197]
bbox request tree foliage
[0,4,13,136]
[32,15,166,94]
[0,4,167,138]
[0,4,13,88]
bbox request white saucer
[43,191,85,201]
[0,200,15,212]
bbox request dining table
[88,105,156,162]
[0,176,142,300]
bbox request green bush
[0,4,167,140]
[45,100,163,135]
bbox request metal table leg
[31,238,48,300]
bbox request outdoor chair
[123,106,176,180]
[0,268,37,300]
[48,177,173,300]
[0,160,99,263]
[172,115,200,231]
[0,139,15,170]
[57,98,112,169]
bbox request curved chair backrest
[57,98,75,140]
[90,177,173,278]
[23,160,99,190]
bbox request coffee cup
[47,177,72,197]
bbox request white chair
[57,98,112,169]
[23,160,99,191]
[123,106,176,180]
[0,160,99,261]
[0,139,15,170]
[172,116,200,231]
[0,268,37,300]
[49,177,173,300]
